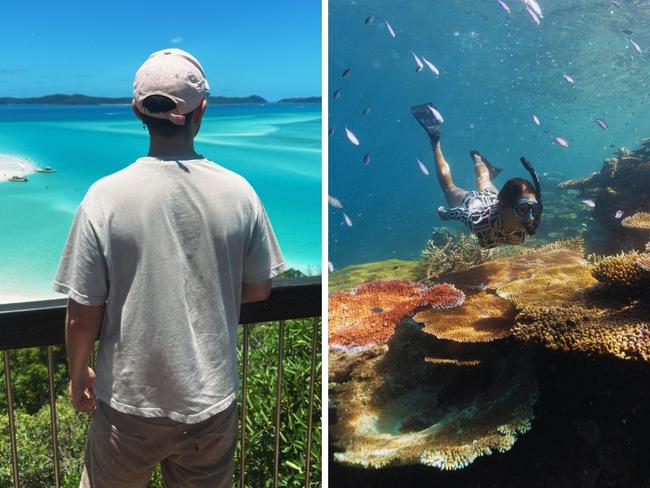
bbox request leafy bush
[0,319,321,487]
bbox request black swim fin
[469,149,503,179]
[411,102,441,145]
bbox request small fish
[363,152,371,165]
[421,55,440,76]
[329,125,335,136]
[496,0,511,14]
[385,19,396,38]
[630,39,642,54]
[563,73,575,84]
[594,118,608,130]
[526,6,541,25]
[362,106,372,116]
[525,0,543,17]
[412,51,424,72]
[328,261,334,273]
[611,0,621,8]
[365,15,374,25]
[343,212,353,227]
[417,157,429,176]
[623,28,633,35]
[428,105,444,123]
[345,127,360,146]
[342,68,352,78]
[328,195,343,208]
[615,210,624,219]
[532,114,541,126]
[333,89,341,100]
[582,199,596,208]
[371,306,384,313]
[553,136,569,147]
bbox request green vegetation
[0,319,321,487]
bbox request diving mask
[513,198,540,222]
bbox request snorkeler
[411,102,543,249]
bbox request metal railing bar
[3,350,19,487]
[0,277,321,350]
[239,323,250,488]
[47,346,61,488]
[304,317,319,487]
[272,320,285,488]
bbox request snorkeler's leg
[434,142,466,208]
[470,151,499,193]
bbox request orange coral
[413,290,515,342]
[328,279,465,347]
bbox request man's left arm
[65,299,105,412]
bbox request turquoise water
[0,104,321,303]
[329,0,650,267]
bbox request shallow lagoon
[0,103,321,303]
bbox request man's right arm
[242,280,272,303]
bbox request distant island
[277,96,321,103]
[0,94,321,105]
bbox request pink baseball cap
[133,48,210,126]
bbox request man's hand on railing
[69,366,96,412]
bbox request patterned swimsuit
[439,189,527,248]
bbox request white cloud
[170,36,183,44]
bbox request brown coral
[591,252,650,288]
[513,306,650,362]
[330,322,539,470]
[328,279,465,347]
[441,249,596,309]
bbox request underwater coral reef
[559,139,650,253]
[329,238,650,479]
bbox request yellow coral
[591,252,650,287]
[621,211,650,231]
[513,307,650,362]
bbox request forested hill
[0,94,272,105]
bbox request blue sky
[0,1,321,101]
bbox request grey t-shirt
[52,156,287,423]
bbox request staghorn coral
[523,236,585,256]
[622,211,650,231]
[591,251,650,288]
[328,279,465,347]
[638,255,650,272]
[419,230,494,283]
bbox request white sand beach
[0,154,36,181]
[0,291,60,306]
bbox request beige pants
[80,400,237,488]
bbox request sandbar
[0,154,36,182]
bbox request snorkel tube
[519,157,543,235]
